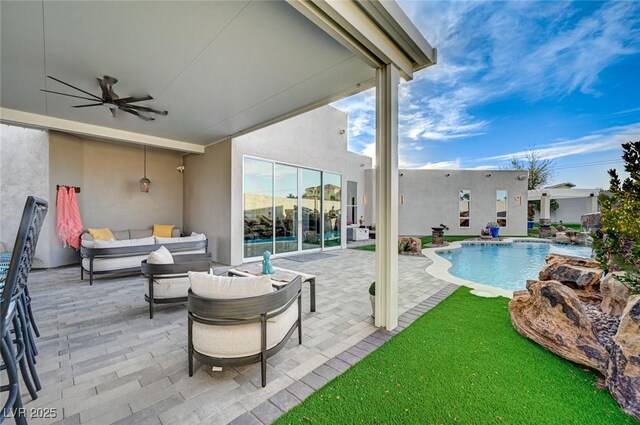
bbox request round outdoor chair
[187,275,302,387]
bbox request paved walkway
[19,249,456,425]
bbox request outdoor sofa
[80,228,207,285]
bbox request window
[459,189,470,227]
[497,190,507,227]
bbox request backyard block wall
[366,169,529,237]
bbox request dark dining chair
[1,196,48,424]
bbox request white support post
[589,194,598,213]
[374,64,399,330]
[540,193,551,221]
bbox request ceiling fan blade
[120,106,154,121]
[40,89,102,102]
[117,95,153,103]
[72,103,104,108]
[110,108,116,118]
[124,104,168,116]
[47,76,102,100]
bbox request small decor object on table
[359,216,365,228]
[486,222,500,238]
[262,251,275,275]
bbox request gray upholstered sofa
[80,228,207,285]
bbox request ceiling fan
[41,75,168,121]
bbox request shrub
[593,141,640,293]
[369,281,375,296]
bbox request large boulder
[581,212,601,231]
[509,280,609,373]
[553,233,572,244]
[545,253,600,269]
[602,273,632,317]
[539,262,603,290]
[607,296,640,420]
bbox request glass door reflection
[323,172,341,248]
[274,164,298,254]
[243,158,273,258]
[301,168,321,250]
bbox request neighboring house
[529,183,600,224]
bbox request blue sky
[332,1,640,188]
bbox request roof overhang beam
[287,0,436,80]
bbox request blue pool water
[437,243,594,292]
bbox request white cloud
[479,122,640,162]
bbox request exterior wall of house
[365,169,529,236]
[0,124,51,268]
[183,139,233,265]
[47,131,184,267]
[533,196,598,224]
[228,105,372,265]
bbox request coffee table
[227,264,316,312]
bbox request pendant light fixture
[139,145,151,192]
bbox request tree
[593,141,640,293]
[506,149,556,190]
[506,149,558,219]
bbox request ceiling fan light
[139,177,151,193]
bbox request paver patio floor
[15,249,454,425]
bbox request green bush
[593,141,640,293]
[369,281,375,296]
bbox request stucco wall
[366,169,529,236]
[0,124,51,267]
[48,131,184,267]
[230,105,372,264]
[183,139,233,265]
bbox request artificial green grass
[276,288,636,425]
[350,235,472,252]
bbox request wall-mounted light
[486,173,492,177]
[399,172,404,176]
[400,195,405,205]
[362,195,367,205]
[445,173,451,177]
[339,129,346,134]
[517,174,527,180]
[176,165,185,174]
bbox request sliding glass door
[243,157,342,260]
[274,164,298,254]
[301,169,322,251]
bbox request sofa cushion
[88,227,115,241]
[192,302,297,358]
[130,229,153,239]
[82,255,148,272]
[189,272,272,299]
[94,236,155,249]
[112,230,130,240]
[156,233,206,245]
[153,224,175,238]
[147,246,174,265]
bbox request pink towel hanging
[56,186,70,247]
[67,188,83,249]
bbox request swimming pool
[437,242,594,292]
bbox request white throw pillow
[155,233,206,245]
[94,236,155,248]
[147,246,174,264]
[189,272,272,299]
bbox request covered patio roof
[528,188,600,200]
[1,0,434,153]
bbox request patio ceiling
[0,1,434,154]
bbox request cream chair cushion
[188,272,272,299]
[145,276,190,299]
